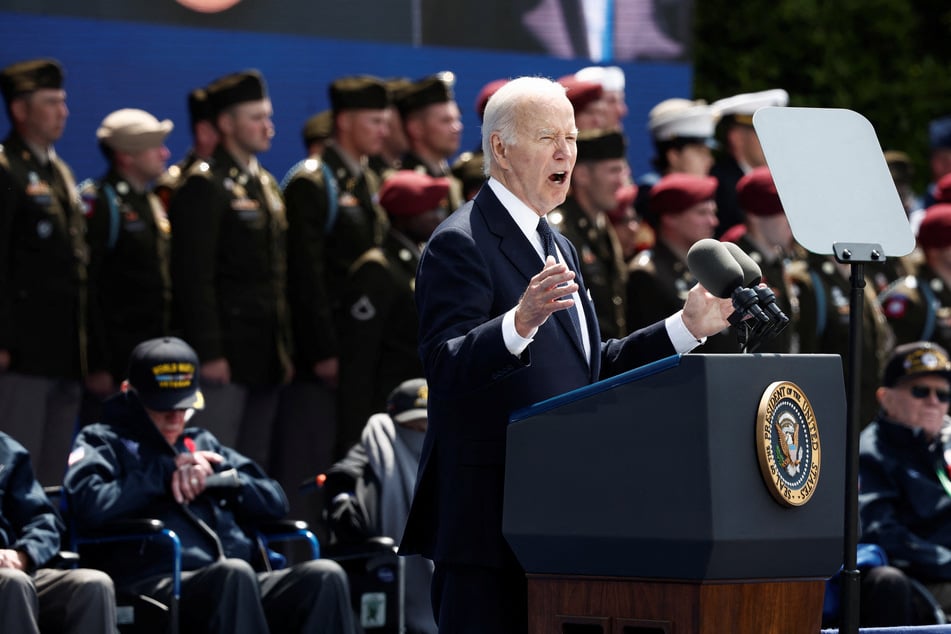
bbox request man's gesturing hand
[514,256,579,338]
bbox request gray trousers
[0,373,81,485]
[126,557,355,634]
[0,567,117,634]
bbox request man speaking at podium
[399,76,734,633]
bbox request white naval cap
[575,65,625,92]
[712,89,789,124]
[648,98,718,141]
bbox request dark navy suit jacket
[400,184,675,567]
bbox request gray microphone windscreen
[686,238,744,299]
[722,241,762,287]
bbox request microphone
[721,242,789,335]
[686,239,770,325]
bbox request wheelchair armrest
[43,550,80,569]
[255,519,311,533]
[254,519,320,561]
[79,518,166,539]
[323,535,397,559]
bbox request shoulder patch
[882,295,910,319]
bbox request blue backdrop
[0,9,692,183]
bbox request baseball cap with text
[127,337,205,411]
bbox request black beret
[0,58,64,105]
[205,70,268,117]
[395,73,455,117]
[329,76,389,113]
[187,88,214,126]
[384,77,414,105]
[576,129,627,162]
[301,109,333,146]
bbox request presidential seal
[756,381,821,507]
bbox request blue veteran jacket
[859,415,951,581]
[400,185,675,568]
[64,392,288,586]
[0,431,62,571]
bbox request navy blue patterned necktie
[537,217,585,353]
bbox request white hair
[481,76,568,178]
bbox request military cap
[97,108,174,154]
[736,167,783,217]
[930,116,951,150]
[648,98,718,143]
[187,88,214,126]
[607,183,639,224]
[882,341,951,387]
[575,66,625,92]
[451,151,486,186]
[475,78,509,122]
[712,89,788,126]
[934,172,951,205]
[0,58,64,105]
[329,76,389,113]
[205,70,268,117]
[649,173,718,217]
[576,128,626,162]
[386,378,428,424]
[918,204,951,250]
[396,72,455,117]
[301,109,333,146]
[383,77,414,105]
[127,337,204,412]
[557,75,603,113]
[378,170,450,218]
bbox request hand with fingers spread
[514,255,579,337]
[171,450,224,504]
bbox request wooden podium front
[504,355,846,634]
[527,575,825,634]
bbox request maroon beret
[379,170,450,218]
[919,204,951,249]
[475,78,509,122]
[736,167,784,216]
[649,173,718,217]
[557,75,603,113]
[935,172,951,204]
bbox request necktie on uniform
[537,217,585,352]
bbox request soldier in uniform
[789,252,894,427]
[450,151,486,203]
[367,76,412,183]
[709,89,788,237]
[557,74,607,131]
[154,87,217,210]
[549,128,630,339]
[82,108,175,425]
[336,170,448,454]
[0,58,90,484]
[167,70,291,468]
[879,204,951,353]
[626,173,737,352]
[574,66,628,130]
[395,73,464,212]
[726,166,803,353]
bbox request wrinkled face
[575,158,630,214]
[416,101,463,158]
[341,108,390,157]
[662,199,718,247]
[15,88,68,146]
[124,144,171,183]
[668,142,714,176]
[492,94,577,216]
[878,375,951,440]
[146,407,188,445]
[224,98,274,155]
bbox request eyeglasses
[907,385,951,403]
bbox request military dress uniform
[168,145,291,462]
[789,253,894,426]
[0,132,89,483]
[550,196,628,339]
[336,228,424,454]
[878,264,951,353]
[82,170,172,381]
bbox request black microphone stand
[834,241,885,634]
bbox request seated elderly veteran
[64,337,356,634]
[860,340,951,620]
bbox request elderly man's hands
[682,283,735,340]
[514,256,579,338]
[171,450,224,504]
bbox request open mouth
[549,172,567,184]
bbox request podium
[503,354,846,633]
